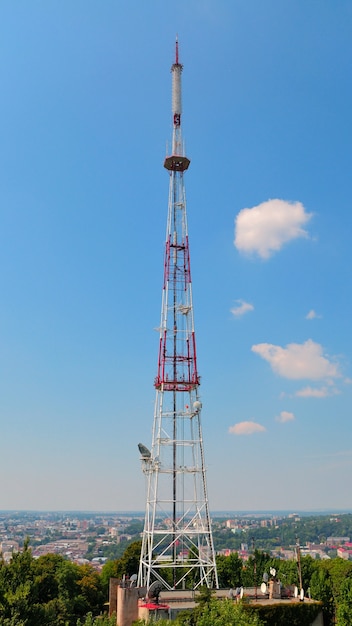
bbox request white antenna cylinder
[172,65,182,115]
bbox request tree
[276,558,300,586]
[0,540,36,626]
[310,568,334,626]
[112,540,141,580]
[100,540,142,597]
[319,558,352,602]
[100,560,121,597]
[216,553,242,588]
[335,577,352,626]
[0,544,106,626]
[300,555,316,591]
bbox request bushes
[248,601,322,626]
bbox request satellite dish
[228,588,234,599]
[130,574,137,587]
[263,572,269,583]
[294,586,298,598]
[147,581,164,602]
[240,587,244,599]
[260,582,267,595]
[193,401,202,412]
[138,443,151,459]
[178,304,191,315]
[300,588,304,601]
[270,567,276,577]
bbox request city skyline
[0,2,351,511]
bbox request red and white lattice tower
[138,40,218,591]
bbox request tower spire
[164,40,190,172]
[138,40,218,592]
[175,35,179,64]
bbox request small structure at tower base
[109,579,141,626]
[108,579,323,626]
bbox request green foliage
[76,612,116,626]
[194,585,215,608]
[335,577,352,626]
[99,560,120,596]
[0,544,105,626]
[4,532,352,626]
[113,540,141,579]
[250,601,322,626]
[318,558,352,601]
[212,513,352,553]
[216,553,243,588]
[100,540,142,595]
[310,568,334,626]
[300,555,316,590]
[241,550,272,587]
[192,598,263,626]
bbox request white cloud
[229,421,266,435]
[306,309,322,320]
[231,300,254,318]
[251,339,339,380]
[295,386,340,398]
[276,411,295,423]
[229,422,266,435]
[234,199,312,259]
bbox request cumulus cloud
[231,300,254,318]
[229,421,266,435]
[306,309,322,320]
[295,386,340,398]
[235,199,312,259]
[276,411,295,423]
[251,339,339,380]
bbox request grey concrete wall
[109,578,119,618]
[117,586,139,626]
[311,611,324,626]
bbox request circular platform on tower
[164,155,190,171]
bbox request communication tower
[138,40,218,591]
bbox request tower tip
[175,35,179,64]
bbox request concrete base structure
[108,582,323,626]
[109,581,141,626]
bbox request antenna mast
[138,39,218,591]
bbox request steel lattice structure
[138,40,218,591]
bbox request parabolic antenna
[300,588,304,601]
[147,581,164,601]
[263,572,269,583]
[240,587,244,599]
[270,567,276,577]
[129,574,137,587]
[260,582,267,595]
[138,443,151,459]
[294,586,298,598]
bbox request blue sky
[0,1,351,511]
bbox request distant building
[327,536,350,546]
[337,547,352,560]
